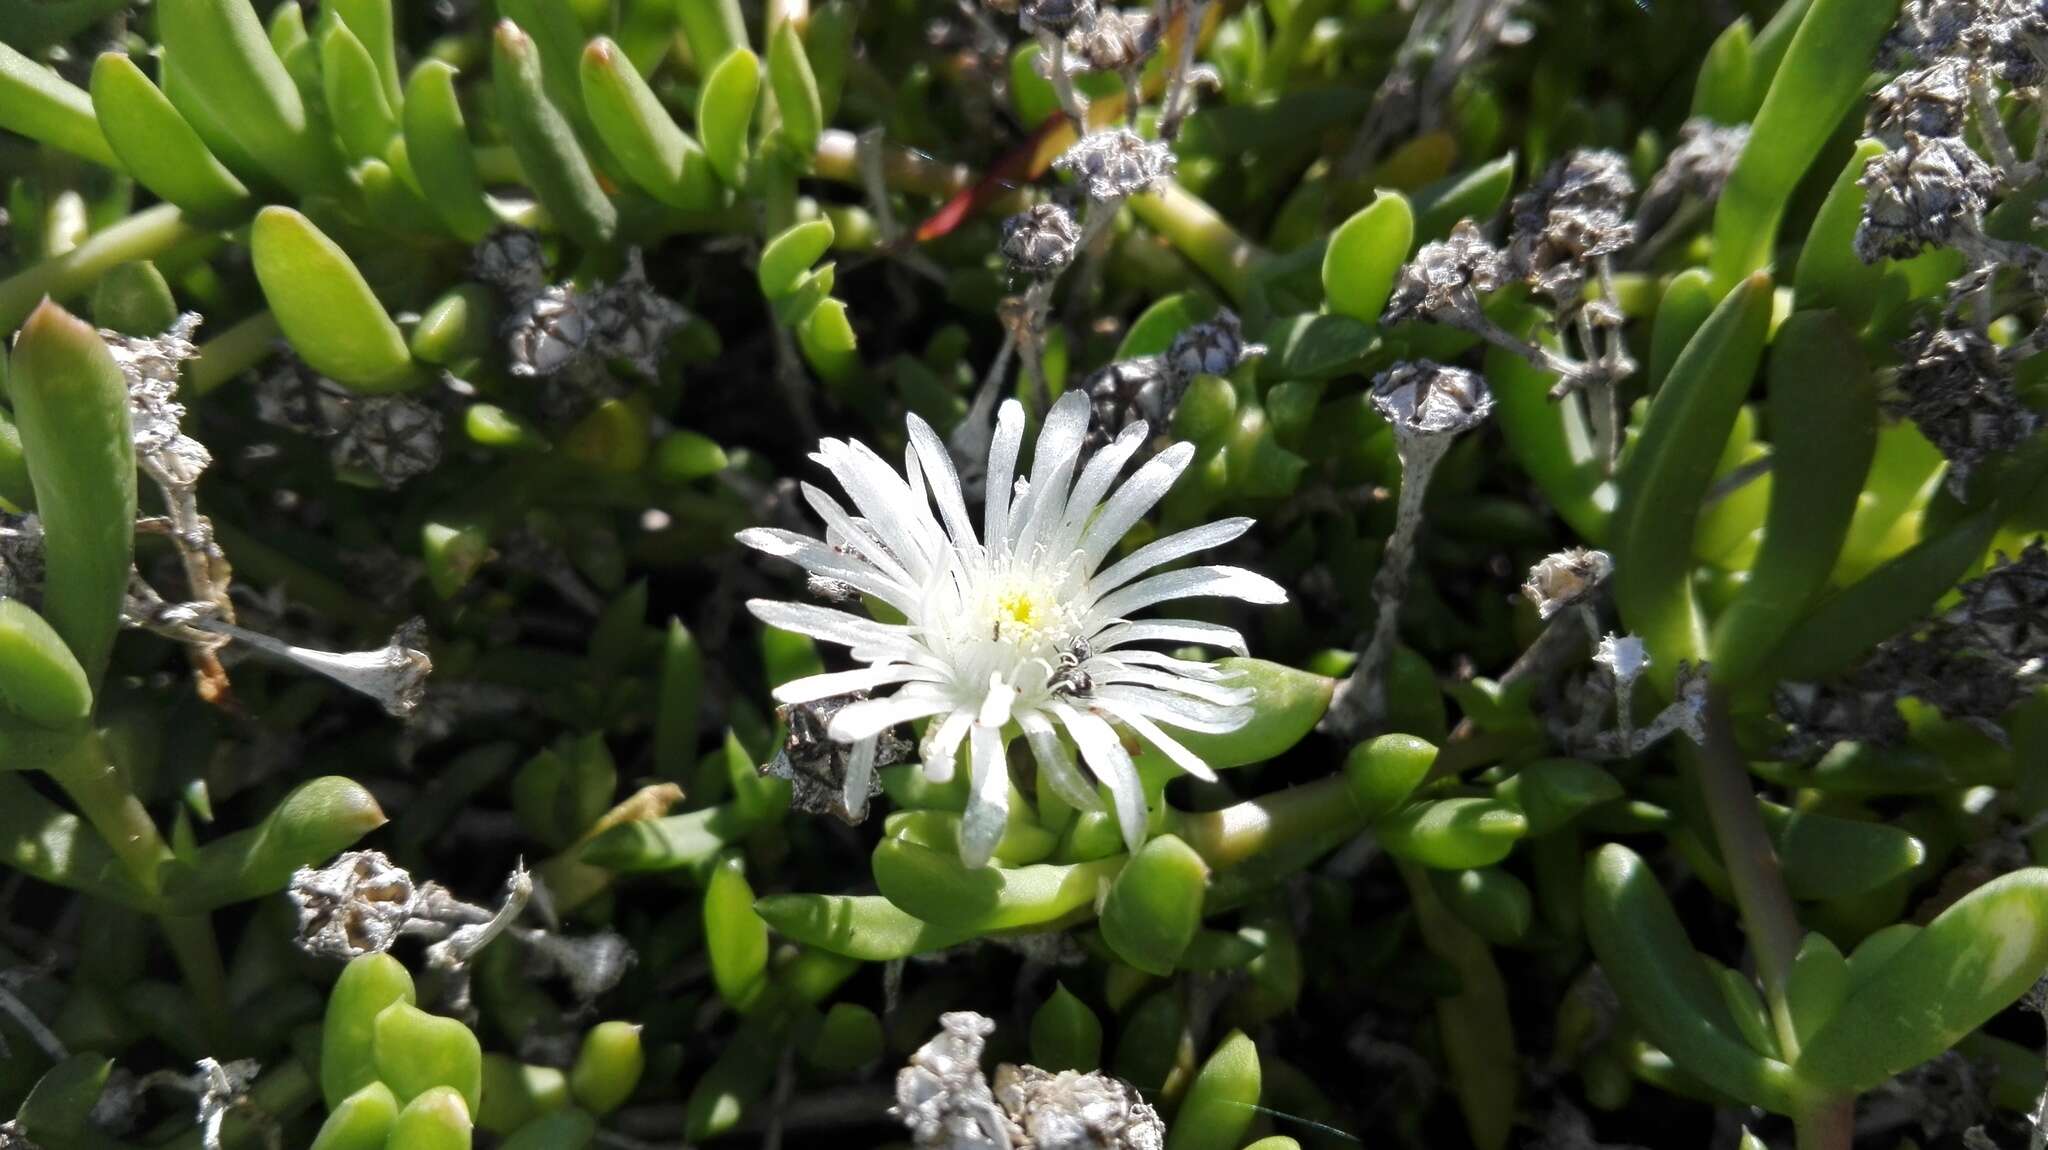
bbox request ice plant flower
[739,390,1286,866]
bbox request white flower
[738,391,1286,867]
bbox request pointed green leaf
[767,20,823,156]
[0,600,92,728]
[250,206,417,390]
[493,19,618,252]
[1798,868,2048,1091]
[318,18,398,160]
[699,48,760,188]
[581,37,721,212]
[0,40,116,165]
[1161,658,1333,770]
[1323,190,1413,324]
[322,953,417,1108]
[90,53,249,220]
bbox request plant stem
[191,310,283,396]
[45,732,232,1030]
[1695,687,1855,1150]
[0,204,204,331]
[1125,180,1261,305]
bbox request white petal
[1090,695,1218,782]
[978,673,1017,728]
[920,708,972,782]
[1053,702,1148,857]
[1076,442,1195,572]
[1092,518,1255,594]
[1053,424,1147,555]
[984,401,1027,550]
[905,414,981,553]
[1090,618,1249,655]
[800,483,919,587]
[960,724,1011,868]
[747,599,911,649]
[737,527,921,615]
[1093,663,1255,706]
[1090,564,1287,621]
[1105,648,1243,681]
[1093,684,1252,733]
[772,664,939,705]
[1018,708,1104,812]
[1011,391,1092,553]
[842,737,879,821]
[828,692,954,742]
[813,443,938,577]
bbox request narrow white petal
[1053,424,1147,554]
[737,527,921,615]
[1092,518,1256,594]
[747,599,911,649]
[800,483,920,586]
[905,414,981,553]
[978,674,1017,728]
[1018,708,1104,812]
[1011,391,1091,552]
[960,724,1011,868]
[1105,648,1244,681]
[985,401,1026,548]
[1093,684,1252,733]
[828,692,954,742]
[920,708,972,782]
[1053,702,1148,857]
[813,444,938,576]
[1091,565,1287,621]
[1092,663,1255,705]
[1090,618,1249,655]
[1077,442,1196,571]
[842,737,879,821]
[772,664,939,705]
[1090,695,1219,781]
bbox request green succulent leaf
[1100,833,1209,975]
[89,53,249,221]
[308,1081,399,1150]
[1162,658,1333,770]
[1797,868,2048,1091]
[250,206,417,390]
[0,599,93,728]
[699,48,761,188]
[1322,190,1413,324]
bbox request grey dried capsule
[1869,61,1971,143]
[1083,355,1177,450]
[1855,135,1997,263]
[1165,308,1261,381]
[763,691,912,823]
[1948,539,2048,663]
[1382,220,1508,328]
[1889,324,2040,495]
[587,251,691,380]
[330,396,445,488]
[1963,0,2048,85]
[1883,0,1977,65]
[254,361,355,437]
[1637,118,1751,235]
[1506,149,1637,305]
[288,850,418,959]
[1772,672,1910,760]
[1066,8,1156,71]
[474,228,549,298]
[505,284,595,379]
[1369,360,1495,440]
[1523,547,1613,620]
[1052,129,1175,201]
[992,1066,1165,1150]
[0,514,45,603]
[894,1012,1018,1150]
[1020,0,1096,35]
[1001,203,1083,279]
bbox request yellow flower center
[995,586,1054,638]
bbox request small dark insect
[1048,638,1093,696]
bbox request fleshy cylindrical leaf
[494,20,618,253]
[250,206,417,390]
[321,953,417,1108]
[0,599,93,728]
[373,1001,484,1114]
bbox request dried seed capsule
[1637,117,1750,234]
[254,361,355,437]
[330,395,444,488]
[1083,355,1175,450]
[504,284,595,378]
[1381,220,1507,329]
[1505,149,1637,307]
[1066,8,1157,71]
[586,251,690,379]
[1522,547,1612,620]
[288,849,417,959]
[1948,539,2048,663]
[1855,135,1996,263]
[1868,61,1969,143]
[1020,0,1097,36]
[1000,202,1082,280]
[893,1012,1016,1150]
[1053,128,1175,201]
[993,1065,1165,1150]
[1165,309,1260,383]
[1369,360,1495,441]
[474,228,550,299]
[1888,324,2039,495]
